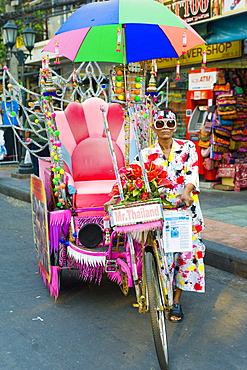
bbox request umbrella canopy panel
[43,0,205,64]
[57,0,184,33]
[74,24,181,64]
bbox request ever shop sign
[154,40,242,69]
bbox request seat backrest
[55,97,125,180]
[72,137,124,181]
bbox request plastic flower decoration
[110,153,174,204]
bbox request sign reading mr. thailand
[109,201,164,227]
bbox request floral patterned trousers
[165,235,205,292]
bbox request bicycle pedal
[105,260,117,273]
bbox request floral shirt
[140,138,204,235]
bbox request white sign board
[189,71,218,91]
[110,202,163,227]
[162,210,192,253]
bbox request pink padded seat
[55,97,125,209]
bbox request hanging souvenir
[175,60,180,81]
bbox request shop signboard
[157,0,247,22]
[222,0,247,15]
[154,40,242,69]
[161,0,211,23]
[30,175,51,283]
[210,0,247,17]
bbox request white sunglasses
[154,119,177,130]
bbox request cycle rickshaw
[29,84,193,370]
[2,2,204,368]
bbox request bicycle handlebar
[163,201,186,210]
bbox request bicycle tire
[145,251,169,370]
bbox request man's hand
[180,192,194,207]
[180,183,194,207]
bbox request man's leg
[169,287,183,322]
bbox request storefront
[153,1,247,189]
[156,40,247,188]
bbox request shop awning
[194,12,247,45]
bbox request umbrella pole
[100,106,124,201]
[128,106,151,194]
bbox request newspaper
[162,210,192,253]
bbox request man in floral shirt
[105,109,205,322]
[140,109,205,322]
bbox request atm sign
[189,71,218,91]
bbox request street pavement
[1,193,247,370]
[1,163,247,279]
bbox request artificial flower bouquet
[110,153,174,204]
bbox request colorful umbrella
[43,0,205,64]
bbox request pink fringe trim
[115,220,163,234]
[68,257,105,284]
[39,266,60,300]
[108,258,133,287]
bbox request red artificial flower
[109,184,120,197]
[176,176,184,184]
[159,170,168,178]
[144,161,152,171]
[156,165,165,175]
[147,170,159,182]
[141,191,149,200]
[158,177,174,189]
[135,178,144,189]
[119,167,128,175]
[127,183,135,192]
[129,164,142,178]
[147,153,159,162]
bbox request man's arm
[180,183,194,207]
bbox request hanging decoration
[146,60,157,94]
[201,49,207,72]
[182,32,187,54]
[175,60,180,81]
[72,68,78,88]
[116,27,122,52]
[54,41,61,64]
[103,215,111,246]
[153,59,157,78]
